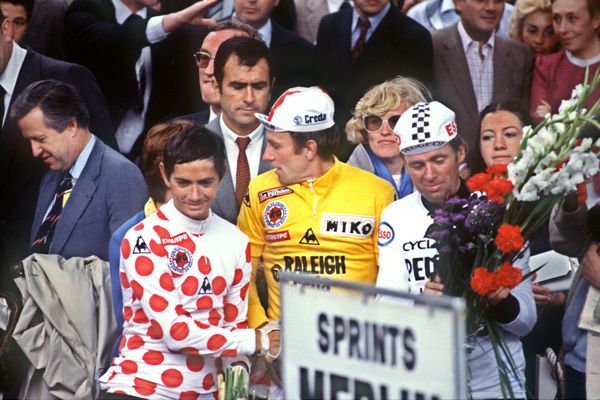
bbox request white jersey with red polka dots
[100,200,256,400]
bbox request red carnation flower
[467,172,491,192]
[495,262,523,288]
[495,224,524,253]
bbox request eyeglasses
[193,51,214,68]
[362,114,401,133]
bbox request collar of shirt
[69,134,96,186]
[220,115,264,146]
[440,0,456,15]
[566,50,600,68]
[457,20,494,54]
[257,19,273,47]
[219,114,264,187]
[112,0,147,23]
[0,42,27,99]
[352,1,390,40]
[160,199,212,234]
[293,156,340,196]
[209,107,219,123]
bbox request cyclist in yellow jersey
[237,86,395,329]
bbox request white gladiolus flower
[534,152,559,173]
[514,180,540,201]
[572,84,584,99]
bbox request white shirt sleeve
[146,15,168,44]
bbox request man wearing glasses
[64,0,219,159]
[184,19,260,126]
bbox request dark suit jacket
[179,109,210,126]
[0,48,115,281]
[22,0,69,60]
[205,118,272,224]
[30,138,148,261]
[316,6,433,129]
[269,21,321,102]
[65,0,202,155]
[432,25,533,166]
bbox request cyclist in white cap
[376,101,535,399]
[239,86,395,327]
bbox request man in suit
[233,0,320,101]
[207,36,273,224]
[11,80,148,261]
[184,19,259,126]
[0,11,115,285]
[316,0,433,159]
[294,0,349,44]
[64,0,218,158]
[407,0,514,36]
[432,0,533,168]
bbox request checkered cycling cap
[255,86,335,133]
[395,101,458,155]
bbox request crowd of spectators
[0,0,599,398]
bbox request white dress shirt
[0,42,27,127]
[219,115,264,190]
[458,21,494,112]
[112,0,168,154]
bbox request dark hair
[211,19,261,40]
[468,101,530,173]
[142,120,197,203]
[0,0,33,19]
[289,125,340,161]
[214,36,273,90]
[162,125,226,180]
[10,79,90,131]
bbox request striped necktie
[31,173,73,254]
[351,17,370,60]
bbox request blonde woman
[508,0,560,55]
[346,76,431,199]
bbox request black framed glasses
[362,114,402,133]
[193,51,214,68]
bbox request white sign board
[281,277,467,400]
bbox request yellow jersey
[237,158,395,327]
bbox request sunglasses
[193,51,214,68]
[362,114,402,133]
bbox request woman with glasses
[346,76,431,199]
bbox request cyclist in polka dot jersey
[100,126,280,400]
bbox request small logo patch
[199,277,212,294]
[377,222,395,246]
[162,233,190,245]
[299,228,320,245]
[265,230,291,242]
[264,201,288,229]
[168,246,193,274]
[444,120,457,137]
[320,213,375,238]
[258,186,293,203]
[293,116,302,125]
[133,236,150,254]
